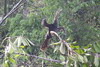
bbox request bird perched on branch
[40,9,64,51]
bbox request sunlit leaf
[13,38,18,45]
[17,36,22,47]
[8,57,16,64]
[74,48,84,54]
[68,55,78,61]
[84,44,92,49]
[70,44,79,49]
[53,45,59,53]
[14,54,20,58]
[66,37,73,42]
[21,37,30,46]
[83,56,88,63]
[85,53,91,56]
[51,42,60,45]
[72,41,77,45]
[20,46,25,48]
[27,38,35,46]
[84,48,91,52]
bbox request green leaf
[77,54,84,63]
[17,36,30,47]
[51,42,60,45]
[96,42,100,49]
[20,46,25,48]
[68,55,78,62]
[93,44,100,53]
[14,54,20,58]
[74,48,84,54]
[60,43,65,54]
[3,60,9,67]
[27,38,35,46]
[8,57,16,64]
[84,44,92,49]
[60,55,65,62]
[53,45,59,53]
[94,54,99,67]
[5,43,14,54]
[22,37,30,46]
[70,44,79,49]
[83,56,88,63]
[72,41,77,45]
[17,36,22,47]
[66,37,73,42]
[13,38,18,45]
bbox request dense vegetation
[0,0,100,67]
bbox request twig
[14,53,61,63]
[0,0,26,25]
[50,31,62,41]
[91,53,100,57]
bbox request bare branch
[50,31,75,55]
[14,53,62,63]
[50,31,62,41]
[0,0,26,25]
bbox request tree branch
[0,0,26,25]
[14,53,62,63]
[50,31,100,57]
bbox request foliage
[1,0,99,45]
[0,0,100,67]
[1,35,100,67]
